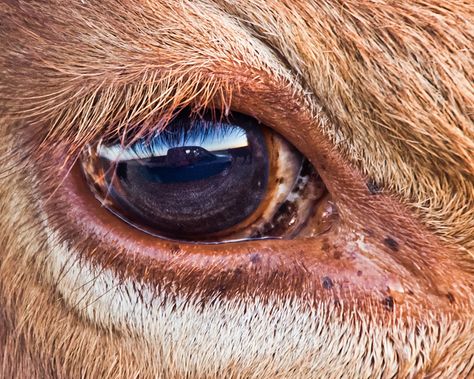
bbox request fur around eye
[1,1,473,378]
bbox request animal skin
[0,1,473,378]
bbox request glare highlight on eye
[98,124,249,162]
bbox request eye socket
[80,109,329,243]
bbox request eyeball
[81,109,328,243]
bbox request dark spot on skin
[249,253,261,264]
[215,284,227,293]
[322,276,334,289]
[384,237,399,252]
[383,296,394,311]
[170,244,181,254]
[362,228,374,237]
[367,179,381,194]
[357,270,363,276]
[446,292,455,304]
[321,238,330,253]
[234,268,243,277]
[333,250,343,259]
[407,289,414,295]
[276,177,284,184]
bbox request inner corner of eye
[79,108,335,244]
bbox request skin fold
[0,1,473,378]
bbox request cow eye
[80,109,328,243]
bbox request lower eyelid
[34,153,467,323]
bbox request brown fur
[0,1,473,378]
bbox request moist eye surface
[81,109,326,243]
[92,112,269,238]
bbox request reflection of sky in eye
[99,126,249,161]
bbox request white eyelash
[97,144,154,162]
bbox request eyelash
[7,70,237,162]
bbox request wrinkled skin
[0,1,473,378]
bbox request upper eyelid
[4,65,296,146]
[13,66,311,158]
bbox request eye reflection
[81,110,327,243]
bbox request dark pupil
[102,112,269,239]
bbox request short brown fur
[0,1,473,378]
